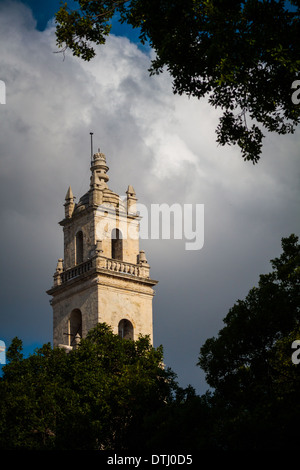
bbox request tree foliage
[55,0,300,163]
[0,324,185,450]
[1,235,299,450]
[198,233,300,449]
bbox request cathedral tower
[47,149,157,349]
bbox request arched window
[111,228,123,260]
[75,231,83,264]
[118,319,134,340]
[69,309,82,347]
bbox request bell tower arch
[47,148,158,349]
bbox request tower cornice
[47,257,158,299]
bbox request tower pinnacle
[90,149,109,190]
[65,185,74,201]
[64,185,75,218]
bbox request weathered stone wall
[96,276,154,340]
[52,277,99,347]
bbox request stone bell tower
[47,148,158,349]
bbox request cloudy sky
[0,0,299,393]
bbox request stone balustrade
[103,257,140,277]
[60,258,93,283]
[54,254,149,286]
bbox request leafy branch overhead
[55,0,300,163]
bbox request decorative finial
[65,185,74,201]
[89,147,109,192]
[64,186,75,218]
